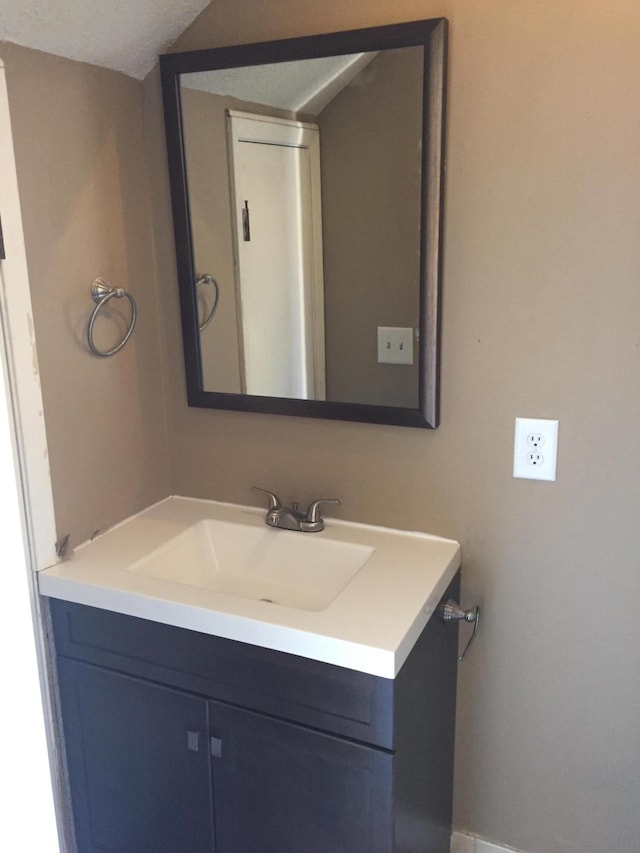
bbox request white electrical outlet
[377,326,414,365]
[513,417,559,481]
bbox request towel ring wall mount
[87,278,137,357]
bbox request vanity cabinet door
[57,658,216,853]
[208,699,394,853]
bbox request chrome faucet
[253,488,340,533]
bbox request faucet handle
[252,487,281,510]
[306,498,340,523]
[303,498,341,531]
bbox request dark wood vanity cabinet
[55,659,216,853]
[49,573,459,853]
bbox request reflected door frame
[227,110,326,400]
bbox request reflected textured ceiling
[183,53,377,115]
[0,0,209,79]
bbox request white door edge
[0,57,57,573]
[227,110,327,400]
[0,56,66,851]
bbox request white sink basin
[38,496,461,677]
[127,519,373,611]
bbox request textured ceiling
[0,0,210,79]
[184,53,377,115]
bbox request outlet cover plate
[513,417,559,481]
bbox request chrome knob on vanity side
[253,488,340,533]
[441,599,480,661]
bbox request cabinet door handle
[187,730,200,752]
[210,736,223,758]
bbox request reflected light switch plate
[377,327,414,365]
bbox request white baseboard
[451,830,527,853]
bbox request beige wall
[156,2,640,852]
[180,87,243,393]
[319,46,422,407]
[1,43,170,547]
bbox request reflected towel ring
[196,273,220,331]
[87,278,137,357]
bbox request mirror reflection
[179,44,424,408]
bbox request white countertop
[38,496,461,678]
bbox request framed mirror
[160,18,447,428]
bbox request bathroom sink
[126,519,373,611]
[38,496,461,677]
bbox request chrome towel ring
[87,278,137,357]
[196,273,220,331]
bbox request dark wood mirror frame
[160,18,447,428]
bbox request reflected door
[227,111,326,399]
